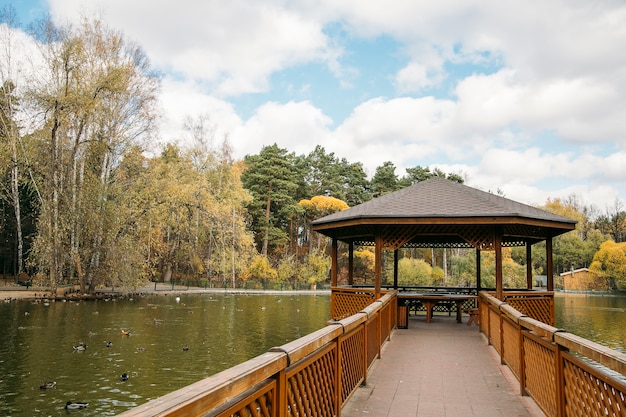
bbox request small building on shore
[560,267,609,291]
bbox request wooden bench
[466,308,479,326]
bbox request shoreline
[0,284,330,301]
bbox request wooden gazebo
[311,177,576,300]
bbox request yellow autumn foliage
[299,195,349,218]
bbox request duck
[39,381,56,389]
[120,372,129,381]
[182,346,189,351]
[73,344,87,351]
[106,341,113,347]
[65,401,88,410]
[121,330,131,336]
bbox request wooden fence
[116,291,397,417]
[479,291,626,417]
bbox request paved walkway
[341,315,545,417]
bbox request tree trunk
[262,193,271,256]
[163,263,172,282]
[10,135,23,274]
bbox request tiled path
[341,315,545,417]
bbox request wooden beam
[476,248,482,292]
[546,236,553,291]
[375,235,383,299]
[495,233,503,300]
[348,241,354,285]
[526,242,533,289]
[312,216,576,231]
[331,238,338,287]
[393,249,399,289]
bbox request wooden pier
[342,314,544,417]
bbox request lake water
[554,292,626,354]
[0,292,331,417]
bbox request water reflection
[0,293,330,417]
[555,292,626,353]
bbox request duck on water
[65,401,88,411]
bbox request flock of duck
[39,328,190,412]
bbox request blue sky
[4,0,626,212]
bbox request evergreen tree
[241,144,302,257]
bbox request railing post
[362,316,368,385]
[555,342,567,417]
[519,327,527,396]
[376,310,382,360]
[275,369,287,417]
[499,304,506,365]
[335,337,342,417]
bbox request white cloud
[231,101,333,158]
[159,78,243,145]
[36,0,626,210]
[48,0,335,96]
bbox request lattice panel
[331,292,375,320]
[380,303,391,341]
[479,302,488,334]
[339,328,365,405]
[563,353,626,417]
[381,224,418,250]
[502,317,521,381]
[459,225,495,250]
[489,307,501,354]
[286,345,337,417]
[214,379,275,417]
[505,296,553,326]
[523,333,557,417]
[366,315,380,369]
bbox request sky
[5,0,626,213]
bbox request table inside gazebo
[398,293,477,325]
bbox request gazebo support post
[393,249,399,289]
[526,242,533,289]
[495,233,503,300]
[348,241,354,286]
[374,235,383,299]
[546,236,554,291]
[476,249,482,293]
[331,238,338,287]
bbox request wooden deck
[341,315,545,417]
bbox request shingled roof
[311,177,576,249]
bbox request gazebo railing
[116,291,397,417]
[330,287,379,320]
[498,290,555,326]
[479,291,626,417]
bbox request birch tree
[0,7,25,276]
[26,17,158,292]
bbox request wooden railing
[116,291,397,417]
[499,290,555,326]
[479,291,626,417]
[330,287,379,320]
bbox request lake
[554,292,626,354]
[0,292,331,417]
